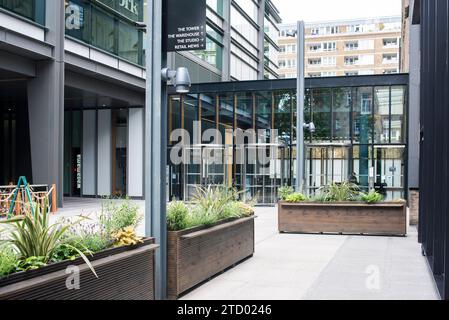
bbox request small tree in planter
[166,186,256,300]
[278,182,407,236]
[0,199,158,300]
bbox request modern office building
[168,74,409,204]
[0,0,281,206]
[167,0,282,83]
[278,17,402,79]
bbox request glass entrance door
[305,143,352,195]
[242,144,286,205]
[183,145,230,201]
[373,146,405,200]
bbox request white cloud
[272,0,402,23]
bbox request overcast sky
[272,0,402,24]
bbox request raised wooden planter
[278,201,407,236]
[167,216,255,300]
[0,238,159,300]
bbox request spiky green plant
[318,181,361,202]
[0,202,97,277]
[191,186,243,221]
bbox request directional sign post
[164,0,207,52]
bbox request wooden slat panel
[278,202,407,236]
[167,217,255,299]
[0,244,158,300]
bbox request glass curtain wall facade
[168,75,408,204]
[172,0,281,83]
[64,0,145,65]
[0,0,45,24]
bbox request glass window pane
[200,94,217,135]
[352,145,372,192]
[311,88,332,142]
[274,91,293,145]
[168,95,182,144]
[353,87,373,144]
[255,91,272,132]
[235,92,253,131]
[332,88,352,142]
[184,94,199,141]
[219,93,234,144]
[91,6,116,55]
[1,0,45,24]
[374,87,390,143]
[391,86,406,143]
[118,21,142,65]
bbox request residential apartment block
[278,16,402,78]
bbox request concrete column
[27,0,65,206]
[222,0,232,81]
[257,0,266,79]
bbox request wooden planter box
[278,201,407,236]
[0,238,159,300]
[168,216,255,300]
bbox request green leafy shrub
[99,199,142,235]
[15,256,47,272]
[166,186,255,231]
[318,181,361,202]
[0,246,18,278]
[278,186,294,201]
[285,193,308,203]
[167,201,189,231]
[362,191,383,204]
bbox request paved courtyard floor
[58,198,440,300]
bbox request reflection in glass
[332,88,352,142]
[353,87,373,144]
[391,86,406,143]
[374,87,390,143]
[236,92,253,131]
[274,90,293,145]
[311,89,332,142]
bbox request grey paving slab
[55,199,440,300]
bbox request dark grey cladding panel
[175,74,409,95]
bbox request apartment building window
[311,27,320,35]
[308,73,321,78]
[383,53,398,64]
[322,56,336,66]
[321,72,336,77]
[286,44,297,53]
[308,58,322,66]
[323,42,336,52]
[345,71,359,76]
[345,41,359,51]
[345,56,359,65]
[279,45,286,53]
[383,69,398,74]
[324,26,340,35]
[309,43,322,52]
[383,38,398,48]
[279,60,286,68]
[347,25,361,33]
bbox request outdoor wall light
[161,67,192,94]
[304,122,316,134]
